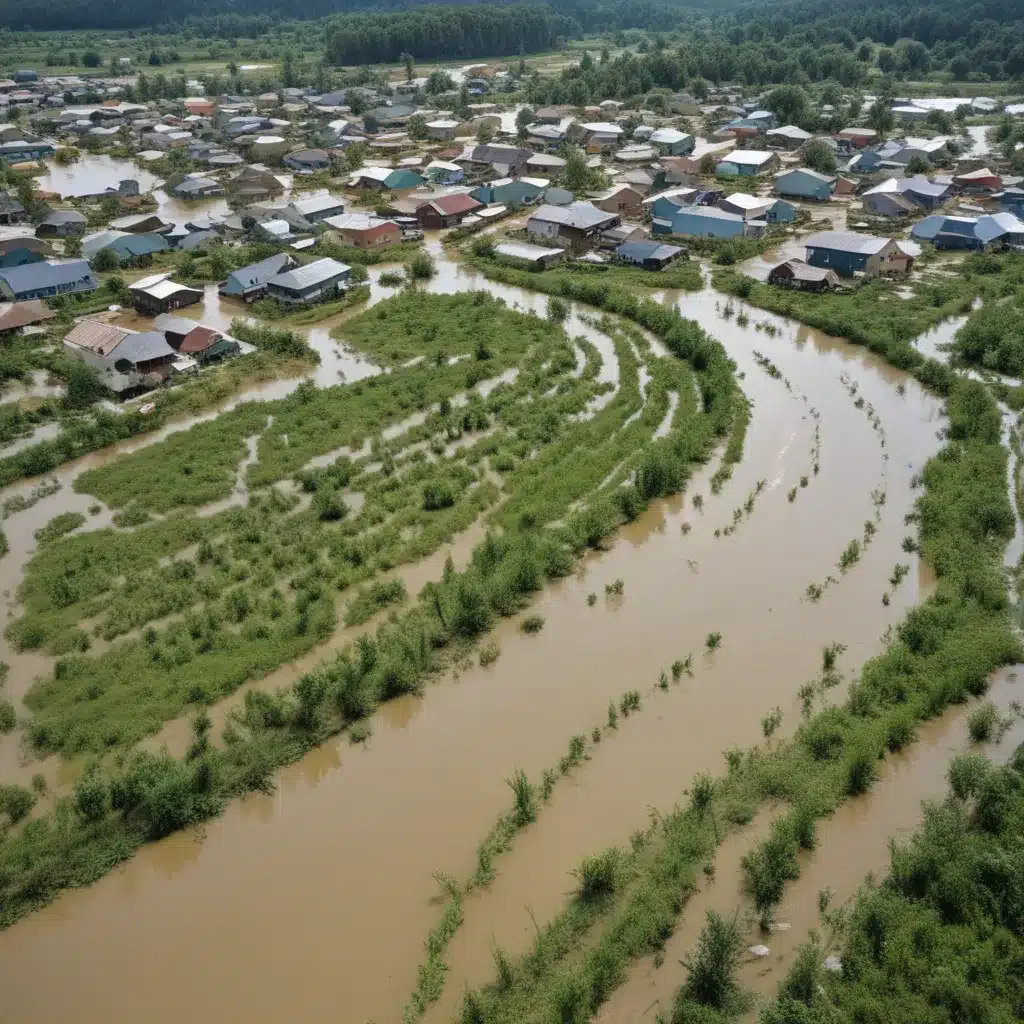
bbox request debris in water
[769,921,792,932]
[749,944,771,958]
[823,954,842,973]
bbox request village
[0,63,1018,400]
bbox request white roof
[581,121,623,134]
[903,136,951,154]
[720,149,776,166]
[426,160,462,172]
[863,177,900,196]
[649,128,691,144]
[253,135,285,145]
[427,120,460,129]
[642,187,697,206]
[323,213,395,231]
[495,241,565,261]
[260,219,292,237]
[290,194,344,216]
[722,192,770,211]
[350,166,392,184]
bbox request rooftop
[269,258,351,291]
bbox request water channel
[0,177,1012,1023]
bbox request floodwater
[0,243,961,1024]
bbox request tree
[475,121,494,144]
[92,247,120,272]
[425,70,454,95]
[343,141,366,171]
[676,911,746,1015]
[63,359,107,408]
[401,51,415,83]
[82,51,101,68]
[281,50,296,89]
[904,154,931,175]
[407,113,428,140]
[558,145,604,195]
[867,98,894,134]
[345,90,366,115]
[802,138,838,174]
[766,84,809,127]
[515,105,534,142]
[63,235,82,258]
[363,113,379,135]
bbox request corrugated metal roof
[65,319,132,356]
[269,258,350,291]
[804,231,892,255]
[529,202,617,230]
[113,331,175,364]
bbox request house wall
[667,211,744,238]
[775,173,833,200]
[805,247,864,276]
[526,218,560,240]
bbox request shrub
[520,614,545,633]
[574,848,620,901]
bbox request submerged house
[614,241,684,270]
[653,205,763,240]
[266,258,351,306]
[322,213,401,248]
[219,252,298,301]
[526,202,620,244]
[767,259,839,291]
[772,167,836,201]
[128,273,203,315]
[803,231,913,278]
[415,193,483,229]
[63,319,177,396]
[716,149,780,177]
[0,259,97,300]
[910,213,1024,251]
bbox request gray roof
[617,241,683,262]
[153,313,200,335]
[41,209,86,226]
[805,231,892,255]
[113,331,175,365]
[469,144,532,165]
[226,252,295,289]
[0,259,95,292]
[290,194,345,216]
[529,202,617,230]
[269,257,350,291]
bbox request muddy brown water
[0,250,956,1024]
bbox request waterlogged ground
[0,223,981,1024]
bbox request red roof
[180,326,220,354]
[0,300,56,332]
[429,194,482,216]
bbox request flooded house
[0,259,97,300]
[220,253,298,301]
[265,258,351,306]
[803,231,914,278]
[128,273,203,315]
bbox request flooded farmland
[0,149,1017,1024]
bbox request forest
[0,0,1022,78]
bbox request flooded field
[0,154,1017,1024]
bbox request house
[767,259,839,291]
[0,140,54,163]
[426,120,460,142]
[322,213,401,249]
[229,166,286,201]
[36,210,87,238]
[648,128,694,156]
[82,230,169,263]
[348,167,424,190]
[615,241,684,270]
[0,237,48,268]
[266,258,351,306]
[458,144,532,177]
[425,160,465,185]
[573,122,625,147]
[170,176,224,199]
[643,187,699,221]
[653,205,761,240]
[616,168,656,195]
[493,241,566,267]
[889,137,951,167]
[128,273,203,316]
[0,299,56,333]
[718,194,795,223]
[416,194,483,229]
[862,176,951,211]
[283,149,330,173]
[0,260,97,300]
[716,150,780,177]
[953,168,1002,194]
[591,185,643,219]
[861,192,918,218]
[773,167,836,202]
[526,124,567,148]
[998,188,1024,216]
[526,202,620,244]
[911,213,1024,251]
[803,231,913,278]
[64,319,177,395]
[154,314,240,362]
[599,223,647,248]
[219,252,297,302]
[109,213,169,234]
[472,177,548,206]
[287,194,346,226]
[249,136,289,160]
[893,105,930,123]
[0,192,25,224]
[765,125,812,150]
[837,128,878,148]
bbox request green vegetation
[761,752,1024,1024]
